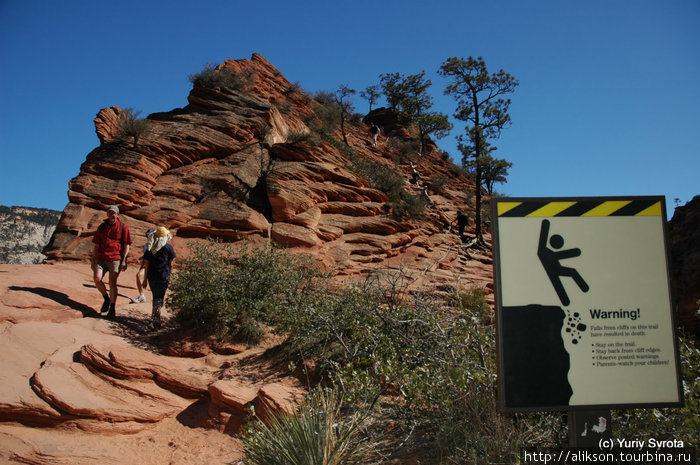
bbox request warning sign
[492,196,683,412]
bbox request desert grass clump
[242,388,382,465]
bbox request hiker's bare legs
[136,267,145,296]
[93,265,108,298]
[108,270,119,304]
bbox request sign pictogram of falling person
[491,196,683,412]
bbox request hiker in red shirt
[92,205,132,319]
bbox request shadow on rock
[106,315,167,352]
[8,286,98,317]
[176,398,211,429]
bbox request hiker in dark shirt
[456,210,470,243]
[143,226,176,330]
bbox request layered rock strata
[43,53,493,293]
[0,262,304,464]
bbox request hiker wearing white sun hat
[143,226,176,330]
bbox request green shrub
[311,91,341,135]
[388,138,421,164]
[277,274,700,462]
[427,176,448,194]
[351,158,404,202]
[273,274,557,463]
[613,332,700,447]
[188,63,254,91]
[283,81,304,97]
[388,192,427,221]
[167,240,322,344]
[282,81,311,105]
[242,388,382,465]
[449,162,468,178]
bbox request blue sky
[1,0,698,217]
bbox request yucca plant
[242,388,381,465]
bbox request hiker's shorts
[95,260,121,274]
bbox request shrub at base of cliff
[167,241,700,463]
[166,239,323,345]
[242,388,383,465]
[613,331,700,448]
[272,272,557,463]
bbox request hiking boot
[131,294,146,303]
[106,304,116,320]
[147,320,161,332]
[100,295,110,313]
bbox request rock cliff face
[43,53,493,292]
[0,206,61,264]
[668,196,700,335]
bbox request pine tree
[439,57,518,244]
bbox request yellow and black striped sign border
[497,199,662,217]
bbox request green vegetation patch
[167,240,323,345]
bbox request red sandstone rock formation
[668,195,700,336]
[0,262,304,464]
[3,56,495,461]
[43,53,493,294]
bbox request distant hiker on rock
[92,205,132,320]
[143,226,176,331]
[369,124,380,147]
[409,162,421,185]
[456,210,470,243]
[420,186,431,205]
[131,228,155,304]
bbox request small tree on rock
[481,154,512,195]
[379,71,452,154]
[379,72,404,112]
[359,85,381,113]
[335,85,356,146]
[118,107,150,148]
